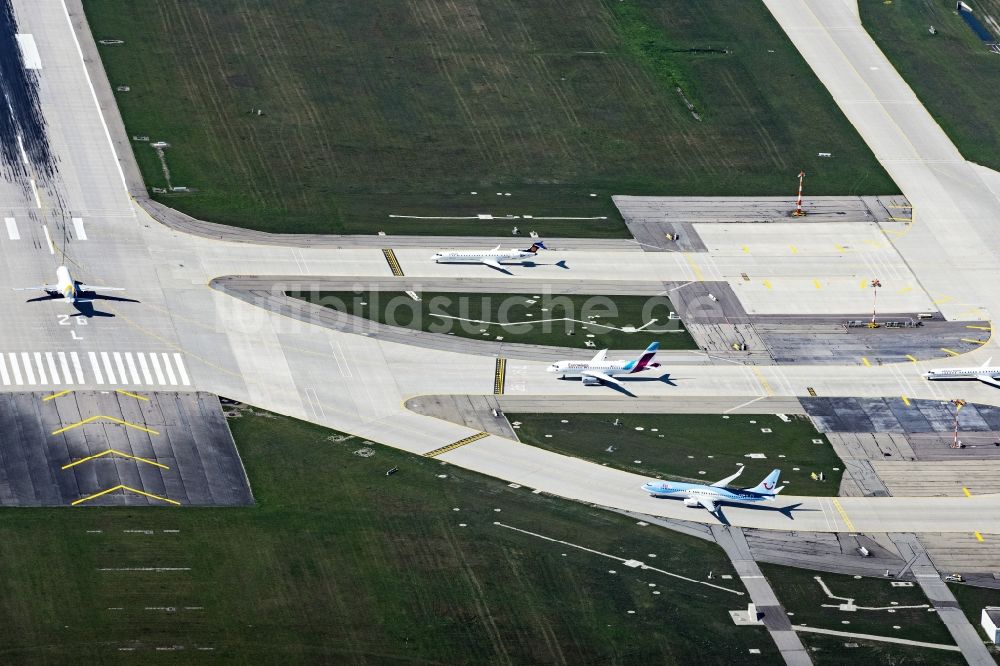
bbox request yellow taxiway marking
[888,216,913,222]
[861,357,871,367]
[961,338,987,345]
[932,296,953,305]
[762,279,773,290]
[42,389,73,402]
[812,279,821,289]
[966,325,992,331]
[424,432,490,458]
[381,248,404,277]
[963,487,972,498]
[52,415,160,436]
[750,367,774,397]
[901,395,910,406]
[975,531,985,543]
[493,358,506,395]
[115,389,149,401]
[905,354,918,363]
[741,245,750,254]
[71,484,180,506]
[831,499,856,533]
[887,204,912,209]
[896,285,913,294]
[836,244,847,254]
[62,449,168,470]
[683,253,704,281]
[859,279,867,290]
[862,239,883,248]
[789,245,798,255]
[941,348,961,357]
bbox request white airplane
[547,342,660,388]
[13,265,125,304]
[432,241,546,271]
[641,467,784,515]
[923,357,1000,388]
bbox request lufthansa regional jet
[432,241,546,271]
[923,357,1000,388]
[13,265,125,304]
[641,467,784,515]
[548,342,660,388]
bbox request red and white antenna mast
[792,171,806,217]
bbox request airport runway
[3,0,1000,533]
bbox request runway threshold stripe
[494,358,506,395]
[113,353,129,386]
[424,432,490,458]
[26,352,40,384]
[45,353,60,385]
[100,352,116,384]
[71,217,87,241]
[0,354,8,385]
[382,248,404,276]
[57,352,73,385]
[4,217,18,240]
[8,354,22,385]
[173,354,191,385]
[88,351,104,384]
[137,353,153,384]
[161,354,177,385]
[70,353,85,384]
[150,354,166,385]
[124,353,140,384]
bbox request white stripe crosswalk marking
[57,352,73,385]
[113,352,128,385]
[149,353,166,385]
[0,354,8,385]
[161,353,177,385]
[9,354,22,385]
[44,352,59,385]
[125,353,140,384]
[5,217,19,240]
[173,353,190,385]
[88,351,104,384]
[70,352,85,384]
[100,352,116,384]
[137,353,152,384]
[26,352,40,384]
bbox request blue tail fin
[747,469,781,495]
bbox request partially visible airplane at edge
[432,241,547,271]
[923,357,1000,388]
[548,341,660,388]
[641,467,784,515]
[13,265,125,304]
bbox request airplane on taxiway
[431,241,546,271]
[13,265,125,304]
[641,467,784,515]
[548,341,660,389]
[923,357,1000,388]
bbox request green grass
[0,409,777,663]
[83,0,895,237]
[760,563,953,646]
[800,632,965,665]
[861,0,1000,172]
[509,413,842,496]
[288,290,697,350]
[949,583,1000,656]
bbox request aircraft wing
[710,466,744,488]
[977,375,1000,388]
[480,259,504,270]
[692,496,718,513]
[78,284,126,292]
[589,349,608,363]
[12,284,57,292]
[580,369,623,388]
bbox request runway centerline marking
[71,217,87,240]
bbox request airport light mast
[952,398,966,449]
[869,279,882,328]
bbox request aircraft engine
[683,497,701,508]
[582,375,601,386]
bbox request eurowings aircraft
[547,342,660,388]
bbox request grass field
[861,0,1000,172]
[760,563,954,646]
[288,290,697,350]
[0,409,776,663]
[508,413,842,496]
[949,583,1000,656]
[84,0,895,236]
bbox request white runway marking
[71,217,87,240]
[0,355,9,385]
[57,352,73,385]
[70,352,85,384]
[125,353,140,384]
[8,354,22,385]
[100,351,116,384]
[172,353,190,385]
[45,352,60,385]
[137,353,153,384]
[149,353,166,385]
[112,352,128,385]
[161,353,177,385]
[42,225,54,254]
[27,352,41,384]
[15,34,41,69]
[329,340,353,378]
[4,217,18,240]
[88,351,104,384]
[30,178,41,208]
[16,135,28,166]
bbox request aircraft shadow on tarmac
[23,292,140,318]
[649,498,814,526]
[555,372,677,397]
